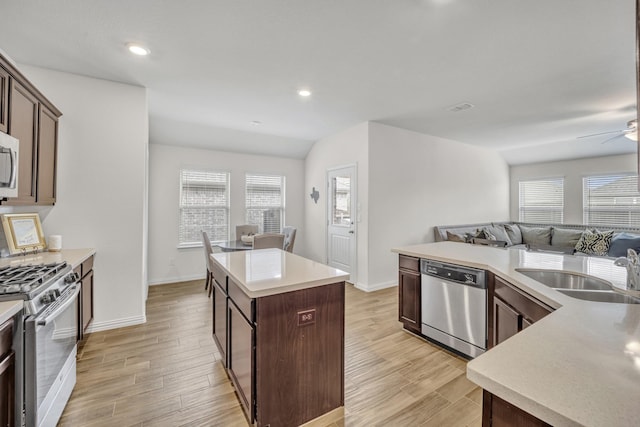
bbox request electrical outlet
[297,309,316,326]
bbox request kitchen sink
[515,268,640,304]
[516,269,612,290]
[557,289,640,304]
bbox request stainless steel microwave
[0,132,18,198]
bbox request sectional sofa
[433,221,640,258]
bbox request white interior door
[327,166,356,281]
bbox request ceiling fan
[577,119,638,143]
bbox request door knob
[349,230,354,234]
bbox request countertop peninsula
[392,241,640,427]
[210,248,349,298]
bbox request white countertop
[0,300,22,325]
[392,242,640,427]
[211,248,349,298]
[0,248,95,270]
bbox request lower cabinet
[227,300,254,423]
[491,276,553,348]
[77,255,95,343]
[483,275,555,426]
[398,255,421,333]
[211,278,228,367]
[483,391,551,427]
[81,270,94,333]
[0,318,14,427]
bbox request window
[583,174,640,227]
[245,174,285,233]
[179,169,229,247]
[518,178,564,223]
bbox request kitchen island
[392,242,640,427]
[210,248,349,427]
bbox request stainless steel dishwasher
[420,259,487,358]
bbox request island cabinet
[75,255,95,343]
[483,274,554,427]
[0,52,61,206]
[398,255,421,333]
[210,249,347,427]
[0,317,14,427]
[210,262,228,367]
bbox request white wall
[367,122,510,290]
[16,65,149,331]
[148,144,305,285]
[509,154,637,224]
[304,122,369,286]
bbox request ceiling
[0,0,636,164]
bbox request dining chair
[236,224,259,240]
[282,226,297,252]
[202,231,215,296]
[253,233,285,250]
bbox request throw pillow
[504,224,523,245]
[484,224,513,246]
[551,227,584,248]
[446,231,467,243]
[608,232,640,257]
[476,228,496,241]
[574,230,614,256]
[519,225,552,246]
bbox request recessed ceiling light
[127,43,150,56]
[251,121,262,126]
[298,89,312,97]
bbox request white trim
[85,314,146,333]
[148,274,205,286]
[354,280,397,293]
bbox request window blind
[518,178,564,223]
[245,174,285,233]
[583,174,640,227]
[179,169,229,247]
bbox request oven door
[24,284,79,427]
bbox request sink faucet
[614,249,640,291]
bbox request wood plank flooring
[59,280,481,427]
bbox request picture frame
[1,213,46,255]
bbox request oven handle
[36,285,80,326]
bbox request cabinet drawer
[0,318,13,359]
[228,278,254,322]
[211,262,227,291]
[494,276,553,323]
[81,255,94,278]
[399,255,420,272]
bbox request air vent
[448,102,475,112]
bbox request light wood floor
[58,280,481,427]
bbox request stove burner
[0,262,68,295]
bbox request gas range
[0,262,76,315]
[0,261,81,427]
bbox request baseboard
[148,274,205,286]
[353,280,397,292]
[85,314,147,333]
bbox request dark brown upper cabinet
[0,67,8,134]
[0,53,61,206]
[7,79,38,204]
